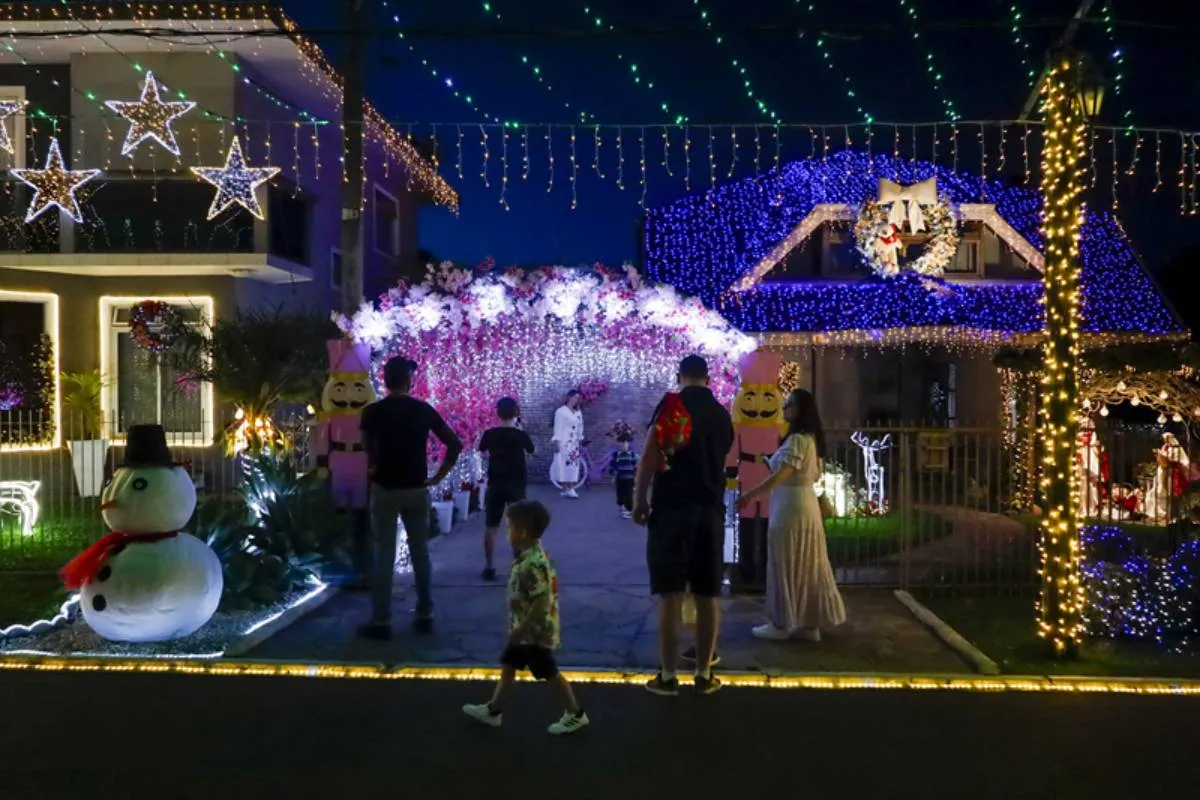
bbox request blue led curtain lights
[644,151,1185,338]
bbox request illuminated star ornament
[105,71,196,157]
[0,98,27,156]
[190,137,280,220]
[11,138,102,223]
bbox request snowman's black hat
[123,424,177,468]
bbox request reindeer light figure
[851,433,892,513]
[0,480,41,537]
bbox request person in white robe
[550,390,585,498]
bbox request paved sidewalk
[249,485,966,673]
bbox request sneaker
[563,488,580,499]
[752,623,792,641]
[792,627,821,642]
[481,567,497,581]
[462,703,503,727]
[644,673,680,697]
[681,646,721,666]
[548,710,590,735]
[621,509,632,519]
[356,623,392,641]
[694,674,723,696]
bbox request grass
[825,511,953,562]
[920,594,1200,678]
[0,501,98,571]
[0,573,71,629]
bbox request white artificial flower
[541,278,586,320]
[596,287,634,321]
[467,282,511,323]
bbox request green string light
[1007,3,1037,88]
[690,0,780,123]
[579,4,689,124]
[795,2,873,125]
[481,2,595,123]
[896,0,960,121]
[1100,1,1132,132]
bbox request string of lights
[794,1,874,125]
[896,0,961,122]
[1006,3,1037,89]
[690,0,782,123]
[478,1,595,123]
[578,4,690,124]
[1100,1,1132,133]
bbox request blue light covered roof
[644,152,1185,337]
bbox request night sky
[284,1,1200,273]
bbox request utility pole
[1018,0,1095,121]
[340,0,366,315]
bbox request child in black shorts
[604,429,639,519]
[462,500,588,735]
[478,398,535,581]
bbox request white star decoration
[105,71,196,157]
[190,137,280,220]
[0,99,27,156]
[11,138,102,223]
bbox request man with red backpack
[632,355,734,696]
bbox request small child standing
[477,398,535,581]
[463,500,589,735]
[605,427,639,519]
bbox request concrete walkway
[249,485,967,673]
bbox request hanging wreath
[129,300,185,352]
[853,197,961,279]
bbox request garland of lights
[104,70,196,157]
[0,99,27,155]
[853,197,960,278]
[129,300,185,352]
[10,138,102,223]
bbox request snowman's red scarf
[60,532,178,589]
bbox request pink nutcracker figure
[313,340,376,585]
[725,350,785,591]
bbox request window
[947,240,980,274]
[373,185,400,257]
[0,86,25,170]
[100,298,213,444]
[330,247,343,290]
[268,183,310,265]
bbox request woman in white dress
[550,389,585,499]
[737,389,846,641]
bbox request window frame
[0,85,26,170]
[372,184,401,258]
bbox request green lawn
[0,501,99,571]
[0,573,71,629]
[825,511,953,562]
[920,595,1200,678]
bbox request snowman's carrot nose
[100,500,118,510]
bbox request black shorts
[646,505,725,597]
[500,644,559,680]
[484,485,525,527]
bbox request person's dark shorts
[500,643,559,680]
[484,485,525,527]
[647,504,725,597]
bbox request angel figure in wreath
[875,223,904,275]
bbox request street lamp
[1036,46,1105,659]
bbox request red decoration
[653,393,692,472]
[60,531,178,589]
[129,300,184,352]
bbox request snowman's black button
[92,595,107,612]
[96,565,112,582]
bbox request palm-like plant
[60,370,107,440]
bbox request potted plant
[432,488,455,535]
[454,480,474,520]
[60,370,109,498]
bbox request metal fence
[0,412,1185,595]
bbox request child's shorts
[485,486,525,528]
[501,644,559,680]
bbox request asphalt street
[1,671,1196,799]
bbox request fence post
[899,429,912,590]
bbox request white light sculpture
[851,432,892,511]
[0,480,40,536]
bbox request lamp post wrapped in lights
[1037,47,1106,658]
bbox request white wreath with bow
[853,177,961,279]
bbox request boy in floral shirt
[462,500,589,735]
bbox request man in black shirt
[359,356,462,637]
[478,397,535,580]
[633,355,734,696]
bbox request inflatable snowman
[60,424,223,642]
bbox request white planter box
[68,439,109,498]
[432,501,454,535]
[453,491,471,520]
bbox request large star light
[11,138,102,223]
[190,137,280,220]
[0,99,27,156]
[105,71,196,157]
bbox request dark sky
[285,0,1200,271]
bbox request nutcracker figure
[313,340,375,585]
[725,350,785,591]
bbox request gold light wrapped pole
[1036,52,1095,657]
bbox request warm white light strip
[0,289,61,451]
[97,295,215,447]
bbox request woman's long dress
[549,405,585,486]
[765,434,846,631]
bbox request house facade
[644,151,1187,427]
[0,4,456,455]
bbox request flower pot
[453,491,471,520]
[68,439,109,498]
[432,501,455,535]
